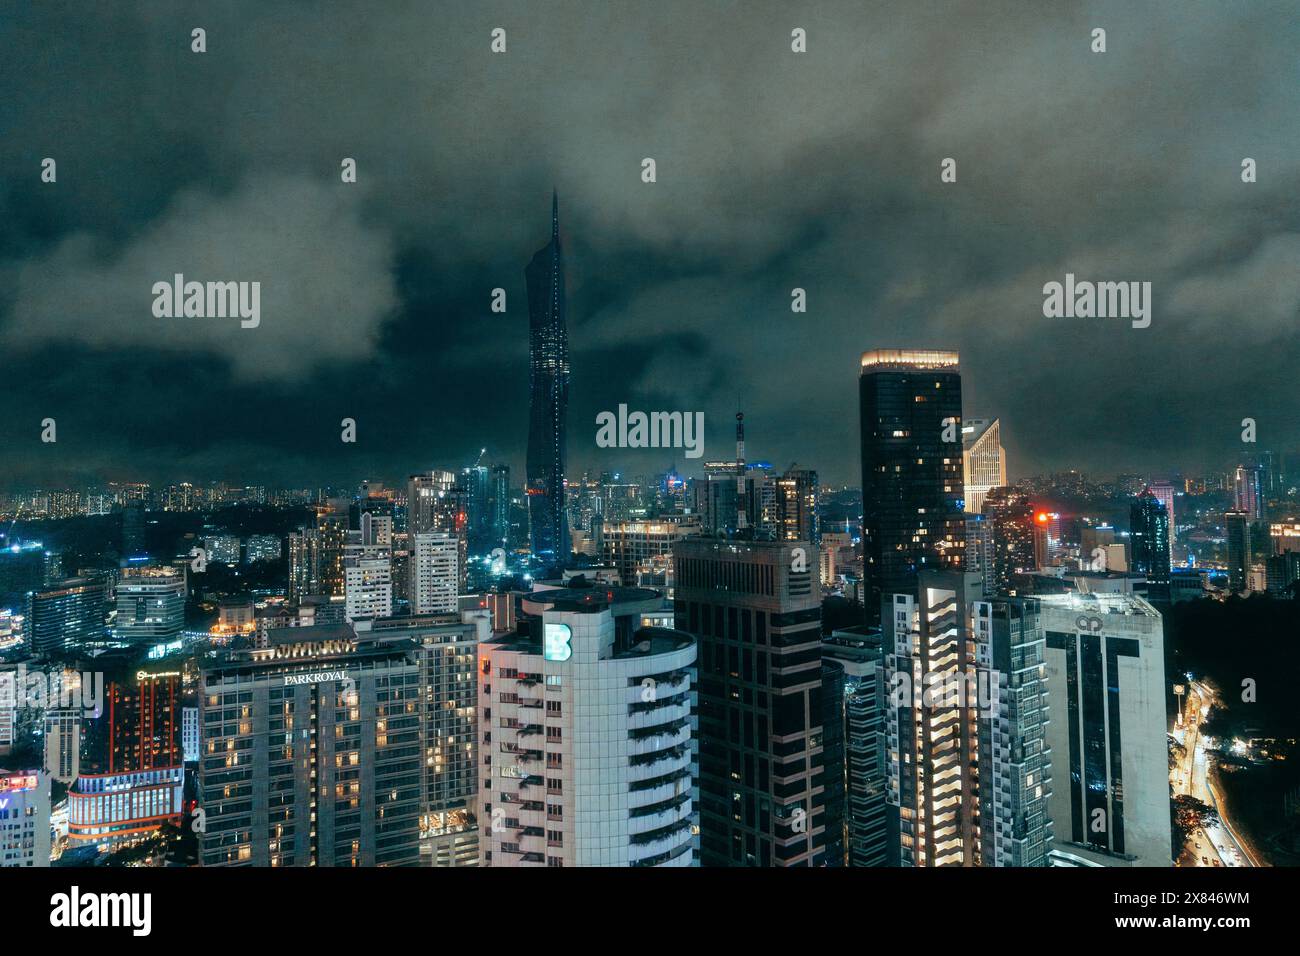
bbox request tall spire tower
[525,191,571,563]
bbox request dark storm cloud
[1,0,1297,487]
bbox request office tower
[674,537,827,866]
[775,468,821,547]
[491,464,511,548]
[983,485,1037,593]
[410,532,458,615]
[70,661,184,846]
[199,625,424,866]
[479,592,696,866]
[1129,489,1171,585]
[120,498,146,557]
[823,628,890,866]
[884,570,983,867]
[0,542,45,616]
[820,659,846,866]
[972,597,1053,866]
[462,463,492,555]
[29,576,106,654]
[962,417,1007,516]
[1148,481,1177,553]
[0,770,50,867]
[363,613,487,866]
[600,517,700,587]
[113,567,185,645]
[1234,465,1262,520]
[859,349,965,622]
[1225,510,1251,594]
[1039,593,1172,867]
[343,531,393,622]
[525,192,571,563]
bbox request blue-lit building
[525,192,570,564]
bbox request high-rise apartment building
[884,570,982,867]
[479,592,696,866]
[962,417,1006,516]
[1039,592,1171,867]
[983,485,1037,594]
[775,468,821,547]
[410,532,458,615]
[673,537,827,866]
[600,518,699,588]
[973,597,1053,867]
[362,613,486,866]
[859,349,965,621]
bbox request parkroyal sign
[283,669,350,687]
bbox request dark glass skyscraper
[1130,488,1171,585]
[525,192,570,562]
[858,349,966,621]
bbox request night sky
[2,1,1298,488]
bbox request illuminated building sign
[543,623,573,663]
[0,773,38,793]
[283,669,350,686]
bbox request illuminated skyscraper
[1129,489,1170,586]
[1234,465,1262,520]
[525,192,570,563]
[885,570,982,867]
[491,464,512,549]
[859,350,965,622]
[961,418,1006,516]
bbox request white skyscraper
[343,524,392,622]
[1038,592,1171,867]
[479,594,696,867]
[962,417,1007,516]
[410,532,459,615]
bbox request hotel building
[479,588,696,866]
